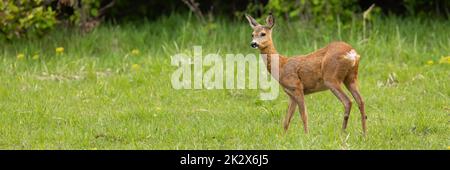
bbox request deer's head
[245,13,275,49]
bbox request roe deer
[245,13,367,135]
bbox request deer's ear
[245,14,259,28]
[266,13,275,29]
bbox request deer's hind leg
[344,62,367,135]
[324,81,352,131]
[323,57,353,131]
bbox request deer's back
[284,41,358,94]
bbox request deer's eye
[261,33,266,36]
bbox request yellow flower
[55,47,64,54]
[16,53,25,60]
[426,60,434,65]
[32,54,39,60]
[438,56,450,64]
[131,64,141,71]
[131,49,140,56]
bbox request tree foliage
[0,0,56,39]
[1,0,448,40]
[265,0,360,22]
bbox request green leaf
[90,8,98,17]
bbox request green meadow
[0,15,449,149]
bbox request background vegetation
[0,0,449,149]
[2,0,450,40]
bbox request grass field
[0,14,449,149]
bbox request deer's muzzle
[250,42,258,48]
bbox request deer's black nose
[250,42,258,48]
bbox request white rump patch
[345,49,359,66]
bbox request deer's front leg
[285,87,308,134]
[295,91,308,134]
[283,95,297,133]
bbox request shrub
[0,0,57,39]
[0,0,110,39]
[264,0,360,23]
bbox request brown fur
[245,14,367,135]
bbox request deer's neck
[259,42,287,74]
